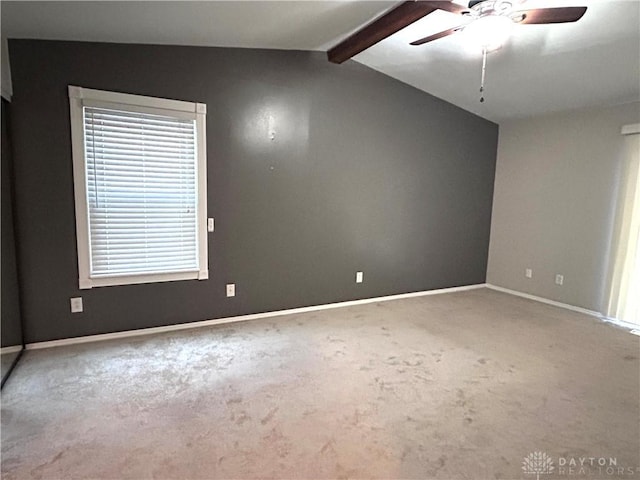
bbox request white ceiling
[2,0,639,122]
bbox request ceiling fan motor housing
[468,1,514,17]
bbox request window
[607,123,640,326]
[69,86,208,289]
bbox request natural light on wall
[607,124,640,326]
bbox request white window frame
[69,86,208,289]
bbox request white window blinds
[83,106,199,277]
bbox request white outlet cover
[356,271,363,283]
[555,274,564,285]
[525,268,532,278]
[207,218,215,232]
[70,297,83,313]
[226,283,235,297]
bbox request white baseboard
[600,315,640,331]
[486,284,640,332]
[26,283,486,351]
[1,345,23,355]
[486,284,603,317]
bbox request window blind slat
[85,115,196,132]
[86,137,196,149]
[91,243,196,252]
[84,121,196,134]
[93,251,197,262]
[86,152,196,164]
[87,169,194,179]
[90,218,196,225]
[87,179,196,189]
[91,266,195,277]
[90,230,196,239]
[85,201,196,207]
[84,105,199,278]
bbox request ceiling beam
[327,1,442,64]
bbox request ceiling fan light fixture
[463,14,514,52]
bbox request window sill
[79,269,208,289]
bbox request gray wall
[9,40,498,343]
[487,101,640,312]
[1,98,23,347]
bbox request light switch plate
[226,283,235,297]
[207,218,215,232]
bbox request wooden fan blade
[411,26,464,45]
[513,6,587,24]
[328,1,465,64]
[424,1,469,15]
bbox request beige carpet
[1,288,639,479]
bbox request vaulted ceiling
[2,0,638,122]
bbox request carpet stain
[320,439,335,455]
[232,411,251,425]
[326,336,345,343]
[403,359,423,367]
[260,407,279,425]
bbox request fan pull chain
[480,47,487,103]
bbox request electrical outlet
[70,297,83,313]
[207,218,215,232]
[525,268,532,279]
[226,283,235,297]
[356,271,363,283]
[555,274,564,285]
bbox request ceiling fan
[327,0,588,64]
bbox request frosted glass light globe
[463,15,514,52]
